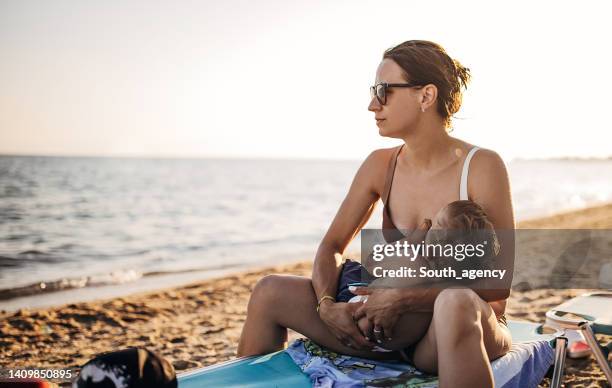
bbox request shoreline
[517,202,612,228]
[1,202,611,387]
[0,257,314,313]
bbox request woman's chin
[378,125,399,138]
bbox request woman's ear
[420,84,438,111]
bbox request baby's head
[426,200,500,259]
[431,200,495,231]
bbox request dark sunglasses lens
[376,84,386,104]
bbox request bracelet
[316,295,336,313]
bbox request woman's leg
[237,274,431,358]
[411,288,512,388]
[237,274,368,357]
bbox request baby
[336,200,500,351]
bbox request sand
[1,204,611,387]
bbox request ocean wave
[0,263,244,301]
[0,250,67,266]
[0,256,22,268]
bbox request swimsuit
[381,144,480,242]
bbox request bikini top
[381,144,480,242]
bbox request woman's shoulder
[354,146,401,195]
[457,143,514,228]
[451,139,495,159]
[469,146,508,175]
[464,145,511,202]
[359,146,399,167]
[450,138,509,187]
[450,138,506,170]
[361,146,402,177]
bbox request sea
[1,155,611,310]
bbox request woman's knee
[249,274,288,308]
[249,275,312,310]
[433,289,483,340]
[433,288,480,318]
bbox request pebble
[172,359,200,370]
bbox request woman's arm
[468,148,515,302]
[311,149,387,305]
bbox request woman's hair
[383,40,471,128]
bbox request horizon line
[1,151,611,163]
[0,151,362,163]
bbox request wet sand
[1,203,611,387]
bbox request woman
[237,40,514,388]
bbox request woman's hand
[352,287,431,344]
[352,288,403,343]
[318,301,375,350]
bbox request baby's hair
[427,200,500,264]
[438,200,495,232]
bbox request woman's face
[368,58,423,138]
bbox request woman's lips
[376,119,385,125]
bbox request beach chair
[545,291,612,385]
[177,319,564,388]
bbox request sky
[1,0,611,161]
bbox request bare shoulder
[364,146,397,167]
[360,146,398,195]
[360,147,397,174]
[450,138,507,175]
[467,147,514,228]
[469,147,509,181]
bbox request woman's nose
[368,96,381,112]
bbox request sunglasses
[370,82,423,105]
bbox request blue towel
[491,340,555,388]
[286,338,554,388]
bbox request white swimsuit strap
[460,147,480,200]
